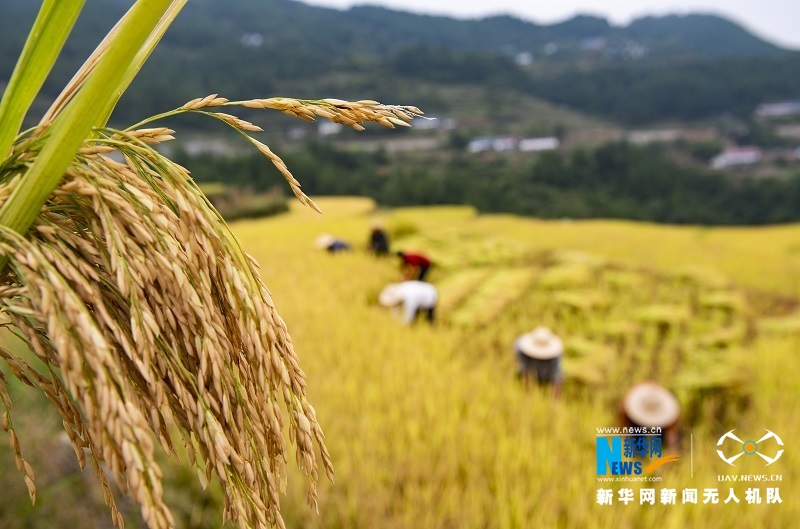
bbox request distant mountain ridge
[170,2,789,59]
[1,0,797,126]
[336,7,786,58]
[0,0,788,70]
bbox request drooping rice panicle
[123,95,425,215]
[0,123,340,529]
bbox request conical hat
[623,382,680,427]
[517,327,564,360]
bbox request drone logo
[716,429,784,466]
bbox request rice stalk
[0,103,413,527]
[1,0,417,526]
[1,93,421,527]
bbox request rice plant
[449,268,536,326]
[0,2,421,529]
[435,269,490,316]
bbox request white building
[627,129,680,145]
[492,136,517,152]
[467,137,493,153]
[518,137,560,152]
[711,147,762,169]
[755,101,800,118]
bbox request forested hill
[2,0,799,126]
[0,0,788,67]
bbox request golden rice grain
[0,128,333,529]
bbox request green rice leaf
[0,0,86,158]
[0,0,173,241]
[97,1,189,126]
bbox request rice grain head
[0,126,333,529]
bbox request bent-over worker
[379,281,438,325]
[396,250,432,281]
[315,233,351,254]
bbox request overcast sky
[301,0,800,49]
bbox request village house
[710,147,762,169]
[755,101,800,119]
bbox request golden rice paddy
[3,197,800,528]
[231,198,800,529]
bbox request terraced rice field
[402,229,760,427]
[2,197,799,529]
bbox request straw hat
[517,327,564,360]
[378,283,403,307]
[315,233,335,249]
[623,382,680,427]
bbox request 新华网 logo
[596,435,679,475]
[716,429,784,466]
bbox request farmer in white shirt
[379,281,438,325]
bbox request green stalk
[38,7,130,127]
[0,0,86,158]
[125,108,189,131]
[97,0,189,126]
[0,0,173,238]
[42,0,188,128]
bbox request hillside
[4,0,800,227]
[2,0,799,126]
[174,140,800,226]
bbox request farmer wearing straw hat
[620,381,681,451]
[514,327,564,395]
[315,233,351,253]
[379,281,438,325]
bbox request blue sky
[301,0,800,49]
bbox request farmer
[378,281,438,325]
[396,250,432,281]
[514,326,564,395]
[620,381,681,451]
[368,221,390,257]
[315,233,351,254]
